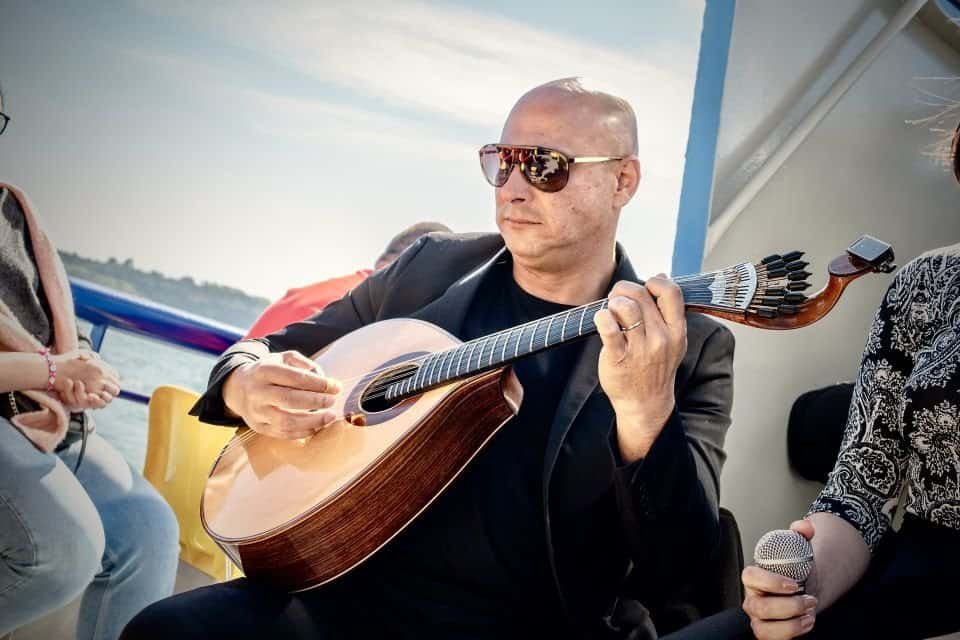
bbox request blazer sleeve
[189,237,431,425]
[613,322,735,590]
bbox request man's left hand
[594,275,687,464]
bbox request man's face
[495,97,624,271]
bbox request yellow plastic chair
[144,385,242,582]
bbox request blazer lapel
[542,244,640,485]
[410,243,508,337]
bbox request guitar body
[201,318,523,592]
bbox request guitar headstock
[684,235,896,330]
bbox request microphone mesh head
[753,529,814,583]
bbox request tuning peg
[766,268,788,279]
[761,254,782,264]
[778,304,799,315]
[788,281,812,291]
[764,287,786,296]
[753,306,779,318]
[764,260,785,271]
[784,292,807,304]
[781,250,804,263]
[760,296,783,306]
[787,271,811,281]
[786,260,809,271]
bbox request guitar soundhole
[359,364,419,414]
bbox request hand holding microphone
[741,519,819,640]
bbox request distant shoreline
[60,251,268,329]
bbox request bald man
[123,79,735,640]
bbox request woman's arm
[0,350,121,407]
[802,512,871,608]
[0,352,50,393]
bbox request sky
[0,1,704,301]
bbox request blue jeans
[0,417,179,640]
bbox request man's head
[375,221,452,270]
[490,78,641,272]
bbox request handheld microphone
[753,529,814,594]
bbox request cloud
[124,46,478,162]
[134,0,695,174]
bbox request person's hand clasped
[742,519,819,640]
[54,349,121,411]
[593,275,687,463]
[223,350,342,440]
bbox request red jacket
[244,270,372,339]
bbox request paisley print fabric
[809,245,960,550]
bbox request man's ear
[613,157,641,208]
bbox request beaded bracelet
[38,346,56,392]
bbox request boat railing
[70,277,244,404]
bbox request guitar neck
[389,269,755,401]
[379,238,896,402]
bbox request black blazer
[193,232,735,637]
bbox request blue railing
[70,278,245,404]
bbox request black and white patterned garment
[809,244,960,551]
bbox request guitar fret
[544,315,555,348]
[500,329,513,362]
[425,355,436,386]
[413,359,426,390]
[560,309,571,341]
[444,348,457,381]
[488,332,501,366]
[416,356,430,389]
[431,353,445,385]
[465,341,479,374]
[528,318,540,353]
[469,339,481,372]
[513,326,523,358]
[455,343,468,376]
[478,336,493,370]
[424,354,436,386]
[518,323,533,358]
[442,349,455,381]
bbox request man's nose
[498,161,529,201]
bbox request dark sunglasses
[478,143,624,193]
[0,112,9,136]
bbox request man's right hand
[222,350,342,439]
[741,519,819,640]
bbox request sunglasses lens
[480,145,511,187]
[479,145,570,192]
[521,148,568,193]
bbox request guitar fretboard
[387,299,609,400]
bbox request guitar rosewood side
[234,367,521,592]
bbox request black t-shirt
[340,259,585,637]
